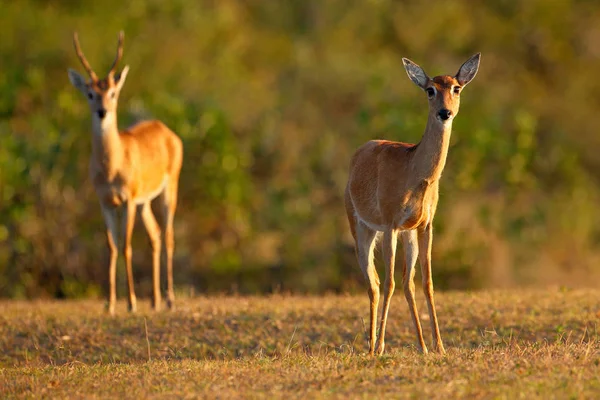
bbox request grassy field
[1,289,599,399]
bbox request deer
[67,31,183,315]
[344,53,481,355]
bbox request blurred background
[2,0,600,299]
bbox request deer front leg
[122,201,137,312]
[401,230,428,354]
[375,228,398,355]
[418,223,445,354]
[355,221,379,355]
[101,205,119,315]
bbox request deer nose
[438,109,452,121]
[97,109,106,119]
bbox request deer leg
[162,183,178,310]
[401,230,428,354]
[101,205,119,315]
[375,228,397,355]
[418,223,445,354]
[122,201,137,312]
[141,202,162,311]
[355,221,380,355]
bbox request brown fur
[69,32,183,314]
[91,120,182,207]
[345,54,480,355]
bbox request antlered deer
[68,32,183,314]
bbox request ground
[1,289,599,399]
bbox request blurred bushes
[2,0,600,298]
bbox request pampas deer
[68,32,183,314]
[345,53,481,355]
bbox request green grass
[1,289,599,399]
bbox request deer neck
[91,111,123,177]
[412,114,453,182]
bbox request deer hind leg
[418,223,445,354]
[344,186,357,241]
[141,202,162,311]
[122,201,138,312]
[400,230,428,354]
[160,180,179,310]
[101,205,119,315]
[375,228,398,355]
[354,220,380,355]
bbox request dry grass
[1,289,599,399]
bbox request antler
[108,31,125,78]
[73,32,98,82]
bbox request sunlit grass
[1,289,599,398]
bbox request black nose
[97,109,106,119]
[438,109,452,120]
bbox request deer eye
[87,92,93,99]
[426,88,435,98]
[453,86,461,95]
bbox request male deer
[345,53,481,355]
[68,32,183,314]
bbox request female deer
[345,54,481,355]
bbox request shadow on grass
[2,290,598,366]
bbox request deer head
[402,53,481,124]
[68,31,129,121]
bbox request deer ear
[456,53,481,86]
[402,58,429,89]
[68,68,88,95]
[114,65,130,90]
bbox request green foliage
[2,0,600,297]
